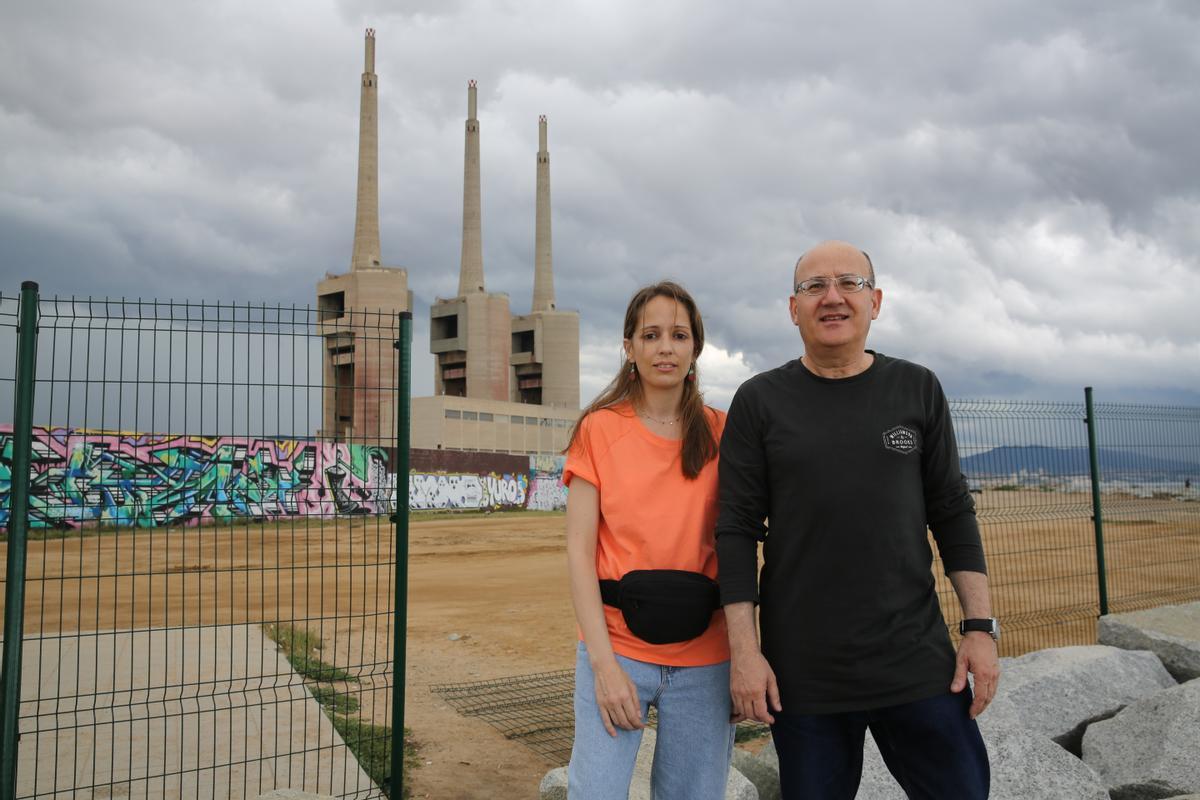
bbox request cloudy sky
[2,0,1198,408]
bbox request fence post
[1084,386,1109,617]
[0,281,40,799]
[390,311,412,797]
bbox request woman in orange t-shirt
[563,281,732,799]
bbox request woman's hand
[592,658,644,737]
[565,477,641,736]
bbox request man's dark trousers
[770,689,989,799]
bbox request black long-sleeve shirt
[716,353,986,713]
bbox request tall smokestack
[458,80,485,294]
[532,115,555,311]
[349,28,381,270]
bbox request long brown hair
[565,281,718,479]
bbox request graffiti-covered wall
[526,455,569,511]
[407,449,567,512]
[0,427,393,530]
[0,426,567,531]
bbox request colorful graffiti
[526,454,569,511]
[1,427,569,530]
[0,427,391,530]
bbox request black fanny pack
[599,569,720,645]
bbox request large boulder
[750,726,1108,800]
[732,744,779,800]
[753,732,911,800]
[983,645,1175,754]
[854,734,905,800]
[980,726,1110,800]
[1099,602,1200,682]
[539,768,568,800]
[855,727,1108,800]
[539,727,758,800]
[1082,678,1200,800]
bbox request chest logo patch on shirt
[882,425,920,455]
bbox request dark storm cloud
[1,0,1197,404]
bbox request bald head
[788,239,883,364]
[793,241,876,290]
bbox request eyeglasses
[793,274,874,297]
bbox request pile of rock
[539,601,1200,799]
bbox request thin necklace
[639,409,680,426]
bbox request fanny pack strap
[598,575,716,608]
[598,579,621,608]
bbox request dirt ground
[7,512,577,800]
[3,490,1198,799]
[398,513,579,799]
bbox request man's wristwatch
[959,618,1000,641]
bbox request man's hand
[592,659,644,737]
[725,601,782,724]
[951,632,1000,719]
[946,571,999,718]
[730,649,782,724]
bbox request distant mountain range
[959,446,1199,478]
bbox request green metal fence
[1080,400,1200,615]
[0,287,410,799]
[1,285,1199,792]
[939,397,1200,656]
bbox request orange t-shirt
[563,402,729,666]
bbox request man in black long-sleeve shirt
[717,241,998,799]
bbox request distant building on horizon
[317,30,579,454]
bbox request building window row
[444,409,573,427]
[435,447,562,455]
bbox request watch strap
[959,618,999,639]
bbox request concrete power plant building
[318,30,580,454]
[316,28,412,444]
[429,80,514,403]
[509,116,581,410]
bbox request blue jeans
[771,689,989,800]
[568,642,735,800]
